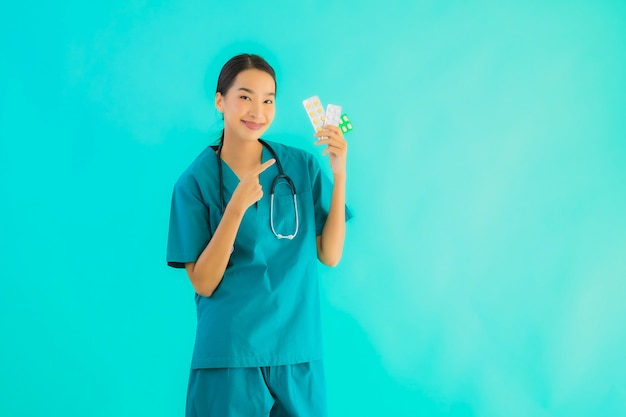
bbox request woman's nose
[248,104,260,119]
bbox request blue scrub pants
[186,360,327,417]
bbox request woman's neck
[220,135,263,174]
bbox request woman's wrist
[332,170,347,182]
[224,201,246,220]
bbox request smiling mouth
[242,120,265,130]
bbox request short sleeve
[166,175,212,268]
[309,155,354,236]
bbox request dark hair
[216,53,276,97]
[215,54,276,146]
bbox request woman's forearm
[317,174,347,266]
[186,204,245,297]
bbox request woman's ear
[215,92,224,113]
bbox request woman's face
[216,69,276,142]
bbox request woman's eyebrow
[237,87,275,96]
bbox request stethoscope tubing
[216,139,299,239]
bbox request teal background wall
[1,1,625,416]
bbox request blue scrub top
[167,140,352,369]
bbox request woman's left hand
[314,125,348,176]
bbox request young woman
[167,53,351,416]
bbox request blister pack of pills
[338,114,353,133]
[325,104,342,127]
[302,96,350,132]
[302,96,326,132]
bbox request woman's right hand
[227,159,276,215]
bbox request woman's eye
[264,100,274,104]
[240,96,250,100]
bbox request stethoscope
[216,139,299,240]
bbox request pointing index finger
[252,158,276,176]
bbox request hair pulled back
[216,54,276,97]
